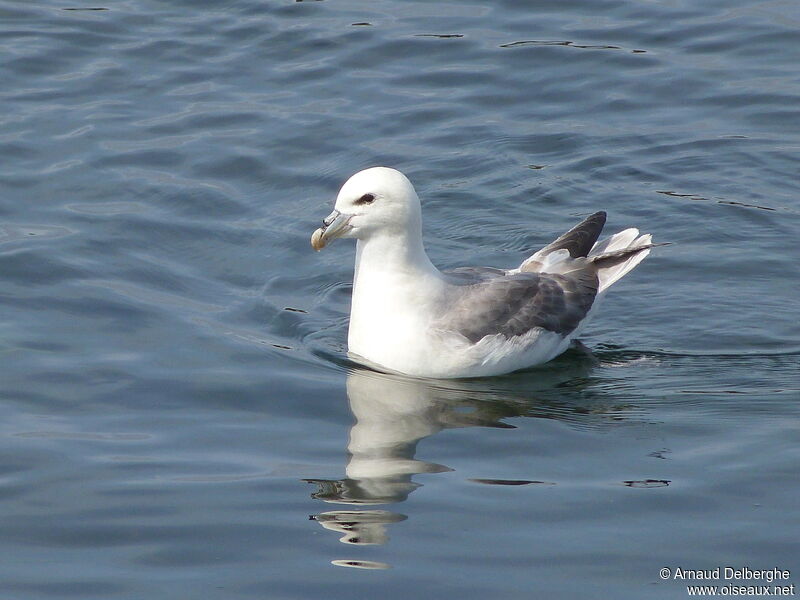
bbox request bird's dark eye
[354,193,375,205]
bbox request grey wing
[438,272,598,344]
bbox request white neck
[353,229,438,287]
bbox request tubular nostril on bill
[323,210,340,227]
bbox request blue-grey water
[1,0,799,598]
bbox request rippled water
[1,0,798,598]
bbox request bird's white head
[311,167,422,251]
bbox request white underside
[350,324,574,379]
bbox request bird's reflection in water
[305,349,640,568]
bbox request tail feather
[590,227,641,255]
[590,234,668,293]
[518,218,665,291]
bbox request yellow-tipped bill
[311,209,352,251]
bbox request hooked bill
[311,227,326,251]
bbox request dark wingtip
[560,211,608,258]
